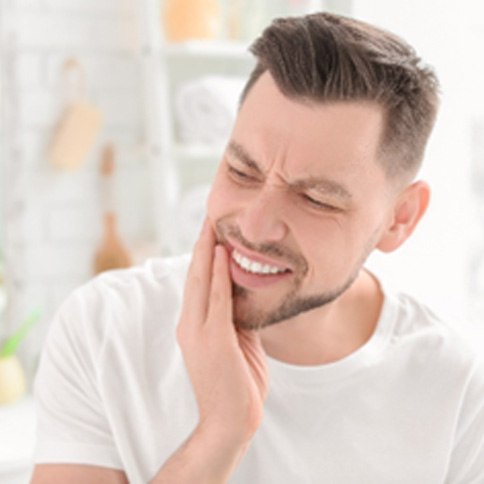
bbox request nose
[236,186,288,244]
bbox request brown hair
[241,12,440,179]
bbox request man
[32,12,484,484]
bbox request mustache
[215,221,308,274]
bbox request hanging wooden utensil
[47,58,103,171]
[93,143,132,275]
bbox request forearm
[149,424,250,484]
[155,227,267,483]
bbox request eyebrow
[227,141,262,173]
[226,140,353,202]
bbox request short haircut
[241,12,440,179]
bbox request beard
[232,274,359,330]
[216,220,372,331]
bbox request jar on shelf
[163,0,222,41]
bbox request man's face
[207,73,396,330]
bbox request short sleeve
[445,357,484,483]
[33,284,123,470]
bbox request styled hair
[241,12,440,179]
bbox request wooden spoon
[93,144,132,275]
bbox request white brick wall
[1,0,152,381]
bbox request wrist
[150,423,251,484]
[195,419,252,456]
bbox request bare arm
[31,464,129,483]
[148,424,249,484]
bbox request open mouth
[231,249,290,275]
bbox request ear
[376,180,430,253]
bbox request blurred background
[0,0,483,481]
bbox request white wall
[354,1,483,339]
[1,0,152,379]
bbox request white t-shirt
[33,255,484,483]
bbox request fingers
[206,245,233,332]
[237,329,269,399]
[180,219,216,324]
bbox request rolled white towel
[175,75,247,145]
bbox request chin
[231,274,358,330]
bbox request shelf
[140,0,256,254]
[162,40,252,60]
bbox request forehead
[231,73,386,182]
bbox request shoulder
[387,291,483,378]
[47,254,192,352]
[71,253,190,313]
[88,253,190,305]
[88,253,190,297]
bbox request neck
[259,269,384,366]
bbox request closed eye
[227,165,260,183]
[301,193,341,212]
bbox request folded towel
[175,75,247,145]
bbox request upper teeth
[232,249,287,275]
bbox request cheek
[296,217,360,278]
[294,214,345,250]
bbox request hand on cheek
[176,218,269,446]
